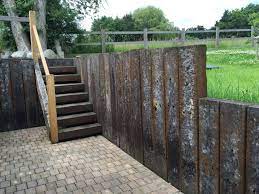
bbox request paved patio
[0,127,180,194]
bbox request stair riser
[55,85,84,94]
[56,94,89,104]
[58,115,97,128]
[44,75,81,84]
[57,104,93,116]
[41,67,77,75]
[58,126,102,141]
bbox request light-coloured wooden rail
[29,11,58,143]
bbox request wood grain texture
[10,60,27,129]
[0,60,14,131]
[178,46,199,193]
[46,75,58,143]
[22,60,42,127]
[246,105,259,194]
[199,98,220,194]
[164,48,180,188]
[220,101,246,194]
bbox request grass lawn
[207,47,259,103]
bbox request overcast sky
[81,0,259,30]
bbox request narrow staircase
[42,62,102,141]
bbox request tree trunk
[34,0,47,50]
[3,0,30,51]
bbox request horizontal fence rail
[72,26,257,52]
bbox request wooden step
[57,102,93,116]
[55,83,84,94]
[58,123,102,141]
[44,74,81,83]
[56,92,88,104]
[58,112,97,128]
[41,66,77,75]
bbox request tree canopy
[91,6,173,31]
[0,0,101,51]
[215,3,259,29]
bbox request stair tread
[55,83,84,86]
[56,92,88,97]
[59,123,101,133]
[57,112,96,120]
[57,102,91,108]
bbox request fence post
[101,29,106,53]
[256,37,259,60]
[181,28,186,44]
[144,28,148,49]
[251,26,255,47]
[215,26,220,48]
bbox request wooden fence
[79,45,207,193]
[199,98,259,194]
[0,59,44,131]
[79,46,258,193]
[74,26,257,51]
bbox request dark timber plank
[199,98,220,194]
[246,105,259,194]
[109,53,119,145]
[140,49,153,173]
[164,48,180,188]
[178,46,199,193]
[103,54,113,141]
[129,50,143,163]
[22,60,41,127]
[10,60,27,129]
[0,60,14,131]
[220,101,246,194]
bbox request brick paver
[0,127,181,194]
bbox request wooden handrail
[29,10,58,143]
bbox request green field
[207,48,259,103]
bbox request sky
[81,0,259,30]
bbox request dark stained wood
[102,54,113,142]
[55,83,84,94]
[56,92,89,104]
[164,48,180,188]
[178,46,199,193]
[246,105,259,194]
[129,50,143,163]
[109,53,119,145]
[150,48,167,179]
[22,60,41,128]
[140,49,154,172]
[10,60,27,129]
[220,101,246,194]
[0,60,14,131]
[199,98,220,194]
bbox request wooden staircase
[43,64,102,141]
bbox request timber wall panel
[246,105,259,194]
[199,98,220,194]
[81,45,207,193]
[0,59,44,132]
[219,101,246,194]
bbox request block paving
[0,127,181,194]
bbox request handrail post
[46,74,58,143]
[29,11,39,62]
